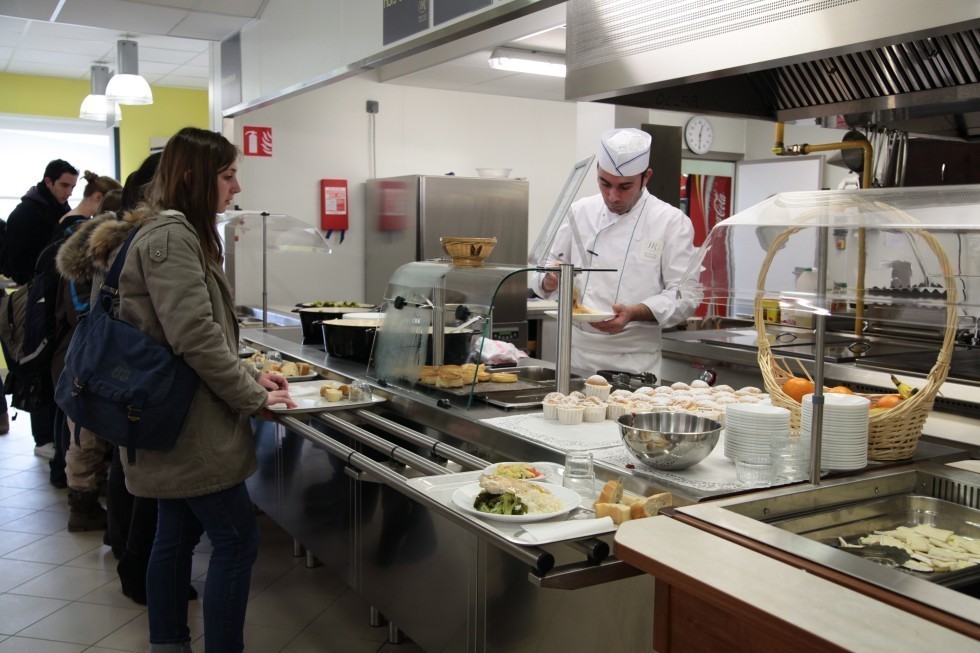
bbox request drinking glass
[349,380,373,403]
[265,350,283,367]
[770,430,810,482]
[562,451,596,501]
[734,454,773,486]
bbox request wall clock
[685,115,714,155]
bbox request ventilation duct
[566,0,980,140]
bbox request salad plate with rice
[452,475,581,523]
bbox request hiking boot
[67,490,107,532]
[0,411,8,435]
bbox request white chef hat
[597,128,652,177]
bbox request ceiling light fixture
[105,40,153,105]
[79,64,122,122]
[488,46,566,77]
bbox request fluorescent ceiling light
[80,64,122,122]
[489,46,566,77]
[106,40,153,105]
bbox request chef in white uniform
[531,128,699,378]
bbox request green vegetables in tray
[310,300,362,307]
[473,490,528,515]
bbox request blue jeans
[146,483,260,653]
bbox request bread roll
[339,384,350,397]
[322,388,343,402]
[280,362,299,377]
[595,503,631,525]
[297,363,312,375]
[596,480,624,505]
[436,369,464,388]
[629,493,673,520]
[489,372,518,383]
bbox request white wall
[232,72,578,307]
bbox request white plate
[451,483,581,523]
[544,310,616,324]
[285,373,318,382]
[482,462,551,482]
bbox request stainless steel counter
[241,327,655,653]
[240,325,973,652]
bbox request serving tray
[267,380,385,414]
[406,469,612,546]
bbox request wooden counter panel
[615,517,980,652]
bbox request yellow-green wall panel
[0,73,209,180]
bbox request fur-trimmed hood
[56,207,157,283]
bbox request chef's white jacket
[531,189,699,378]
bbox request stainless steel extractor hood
[566,0,980,140]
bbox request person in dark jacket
[3,159,78,460]
[5,159,78,285]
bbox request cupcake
[691,379,711,389]
[653,386,674,395]
[714,384,735,393]
[542,392,566,420]
[568,391,587,401]
[605,401,629,421]
[582,402,606,422]
[609,389,633,400]
[671,382,691,391]
[584,375,612,400]
[556,404,585,425]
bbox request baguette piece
[629,492,673,520]
[596,480,625,505]
[595,502,631,525]
[620,491,645,507]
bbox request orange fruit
[782,377,816,403]
[875,394,903,409]
[827,386,853,394]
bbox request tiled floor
[0,408,423,653]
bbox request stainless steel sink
[676,463,980,626]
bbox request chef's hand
[591,303,655,335]
[541,270,560,293]
[258,371,288,391]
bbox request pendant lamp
[79,64,123,122]
[105,40,153,105]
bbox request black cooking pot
[293,304,374,344]
[317,319,473,365]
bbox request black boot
[67,490,107,532]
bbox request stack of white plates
[724,404,791,461]
[801,393,869,470]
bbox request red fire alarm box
[320,179,348,231]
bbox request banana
[890,374,919,399]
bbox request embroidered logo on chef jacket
[640,239,664,262]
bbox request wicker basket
[754,226,957,461]
[440,237,496,267]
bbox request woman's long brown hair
[146,127,238,262]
